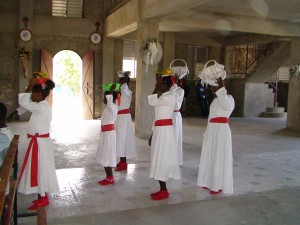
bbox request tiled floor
[9,116,300,224]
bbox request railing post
[37,207,47,225]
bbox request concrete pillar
[114,40,123,81]
[102,37,115,112]
[287,38,300,130]
[163,33,175,69]
[135,20,159,139]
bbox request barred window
[52,0,83,18]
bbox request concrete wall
[0,0,105,118]
[226,79,245,117]
[244,83,274,117]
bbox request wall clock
[19,28,32,42]
[90,32,102,45]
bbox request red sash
[154,119,173,126]
[19,133,50,187]
[101,124,115,132]
[118,109,130,114]
[209,117,229,123]
[174,109,180,112]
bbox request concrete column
[135,20,159,139]
[163,33,175,69]
[114,40,123,81]
[287,38,300,130]
[102,37,115,112]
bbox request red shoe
[115,162,127,171]
[27,197,50,211]
[116,161,121,168]
[150,190,161,197]
[151,190,169,200]
[98,177,115,185]
[210,190,222,195]
[33,194,49,204]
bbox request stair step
[266,107,285,113]
[260,112,286,118]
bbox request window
[123,40,137,78]
[52,0,83,18]
[122,58,137,78]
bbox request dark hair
[119,77,130,84]
[162,76,173,89]
[32,79,55,98]
[104,91,118,102]
[0,102,8,125]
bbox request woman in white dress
[115,71,136,171]
[96,85,118,185]
[170,76,185,166]
[18,78,59,210]
[148,72,181,200]
[197,77,235,194]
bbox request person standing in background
[96,84,118,185]
[196,82,209,118]
[115,71,136,172]
[170,74,185,166]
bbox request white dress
[115,84,136,158]
[18,93,59,195]
[170,84,184,165]
[96,95,118,167]
[197,87,235,194]
[148,92,181,182]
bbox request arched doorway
[52,50,82,122]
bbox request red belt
[155,119,173,126]
[174,109,180,112]
[209,117,229,123]
[118,109,130,114]
[101,124,115,132]
[19,133,50,187]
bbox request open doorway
[52,50,82,122]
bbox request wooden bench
[0,135,47,225]
[0,135,19,225]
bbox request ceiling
[106,0,300,38]
[144,0,300,36]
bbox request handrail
[230,42,273,76]
[246,42,273,73]
[0,135,19,224]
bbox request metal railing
[230,42,273,76]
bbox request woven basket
[33,77,49,84]
[169,59,189,79]
[198,60,226,86]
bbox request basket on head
[198,60,226,86]
[101,83,121,92]
[169,59,189,79]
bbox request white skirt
[96,131,117,167]
[173,112,183,165]
[150,126,181,182]
[197,124,233,193]
[18,138,60,195]
[115,114,136,158]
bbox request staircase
[246,41,291,83]
[260,107,286,118]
